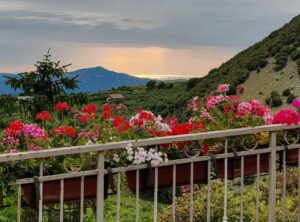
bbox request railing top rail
[0,124,298,163]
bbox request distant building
[107,94,125,106]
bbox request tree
[146,80,157,90]
[157,82,166,89]
[6,50,79,112]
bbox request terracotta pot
[22,175,109,206]
[126,162,208,193]
[209,149,269,179]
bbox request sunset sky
[0,0,300,79]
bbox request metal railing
[0,124,300,221]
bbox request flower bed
[1,84,300,198]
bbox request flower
[129,110,156,128]
[23,124,45,138]
[273,109,300,125]
[217,84,230,93]
[36,111,52,121]
[4,121,24,137]
[292,99,300,109]
[102,104,113,120]
[206,95,225,109]
[237,102,252,115]
[82,104,97,114]
[51,126,76,138]
[113,116,130,132]
[55,102,70,112]
[187,96,199,111]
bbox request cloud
[0,0,299,76]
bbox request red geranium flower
[102,104,113,120]
[4,121,24,137]
[51,126,76,138]
[55,102,70,112]
[36,111,53,121]
[113,116,130,132]
[82,104,97,115]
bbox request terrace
[1,124,300,221]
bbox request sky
[0,0,299,79]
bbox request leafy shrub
[287,94,296,104]
[274,56,288,71]
[146,80,157,90]
[291,50,300,61]
[265,91,283,107]
[157,82,166,89]
[159,168,299,222]
[282,88,291,96]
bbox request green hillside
[190,14,300,105]
[95,15,300,118]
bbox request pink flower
[206,95,225,109]
[187,96,199,111]
[292,99,300,109]
[23,124,45,138]
[200,110,214,121]
[237,102,252,115]
[217,84,230,93]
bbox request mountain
[0,66,152,94]
[189,15,300,109]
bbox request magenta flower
[292,99,300,109]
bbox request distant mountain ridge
[0,66,153,94]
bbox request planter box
[282,149,298,164]
[22,175,108,206]
[215,153,269,179]
[126,162,208,193]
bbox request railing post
[268,132,277,222]
[222,138,228,222]
[96,151,105,222]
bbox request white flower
[113,154,120,163]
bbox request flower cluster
[82,104,97,114]
[273,109,300,125]
[217,84,230,93]
[51,125,76,138]
[36,111,52,121]
[113,116,130,132]
[55,102,70,112]
[125,143,168,166]
[206,95,225,109]
[292,99,300,109]
[102,103,113,120]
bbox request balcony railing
[0,124,300,221]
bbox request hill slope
[0,66,152,94]
[94,15,300,119]
[189,15,300,106]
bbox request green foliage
[186,78,201,90]
[291,50,300,60]
[157,82,166,89]
[5,50,79,113]
[287,93,296,104]
[274,56,288,71]
[282,88,291,96]
[146,80,157,90]
[159,168,299,222]
[265,91,283,107]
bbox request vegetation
[159,168,299,221]
[5,50,79,115]
[265,91,283,107]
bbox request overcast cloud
[0,0,299,78]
